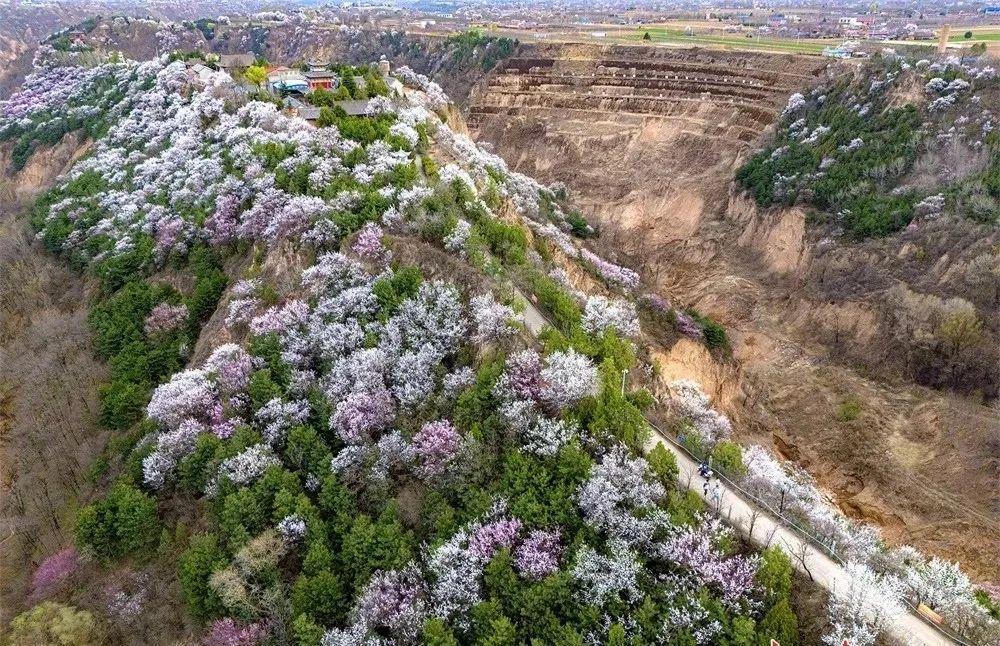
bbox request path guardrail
[648,414,972,646]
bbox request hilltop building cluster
[180,53,403,123]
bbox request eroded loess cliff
[0,134,107,625]
[466,43,1000,580]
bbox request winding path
[513,287,956,646]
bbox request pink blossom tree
[331,389,396,444]
[352,564,428,640]
[30,548,79,601]
[352,222,391,267]
[514,530,562,580]
[540,349,599,412]
[143,303,189,337]
[468,518,522,560]
[203,618,268,646]
[412,420,461,479]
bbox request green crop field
[628,27,833,55]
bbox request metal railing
[647,422,973,646]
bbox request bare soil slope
[468,43,1000,580]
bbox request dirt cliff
[465,43,1000,580]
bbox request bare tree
[747,507,762,541]
[792,542,814,581]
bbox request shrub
[646,443,679,487]
[711,440,746,477]
[757,546,793,602]
[96,235,156,294]
[74,481,160,561]
[186,246,228,332]
[474,217,528,265]
[372,266,422,319]
[7,602,101,646]
[291,570,348,626]
[757,598,798,645]
[423,618,460,646]
[88,281,171,359]
[836,398,862,422]
[519,268,582,335]
[178,533,228,620]
[339,505,415,591]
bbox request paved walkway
[513,287,956,646]
[644,430,954,646]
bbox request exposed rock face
[0,134,107,624]
[730,191,810,275]
[466,43,1000,579]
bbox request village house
[267,66,308,94]
[304,60,338,91]
[283,96,321,122]
[283,96,375,124]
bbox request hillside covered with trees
[737,51,998,238]
[1,47,998,646]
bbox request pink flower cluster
[30,547,79,601]
[0,65,119,124]
[331,389,396,444]
[412,419,461,478]
[352,222,391,266]
[642,293,672,314]
[249,300,310,336]
[353,564,428,640]
[204,618,268,646]
[144,303,189,337]
[580,249,640,291]
[659,517,759,608]
[514,530,562,580]
[469,518,523,560]
[674,311,704,340]
[494,350,542,402]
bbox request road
[512,287,956,646]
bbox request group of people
[699,462,723,508]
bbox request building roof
[297,107,322,121]
[305,70,336,80]
[219,53,255,68]
[336,100,373,116]
[268,69,306,81]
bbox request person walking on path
[711,482,722,508]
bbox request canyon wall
[466,43,1000,580]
